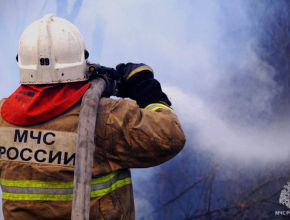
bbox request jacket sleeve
[103,99,186,171]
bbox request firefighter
[0,14,186,220]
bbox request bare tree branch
[147,165,220,217]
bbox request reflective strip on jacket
[0,98,186,220]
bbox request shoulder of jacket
[0,98,10,127]
[0,98,6,108]
[0,98,7,116]
[99,98,139,111]
[98,98,141,125]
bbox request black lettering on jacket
[34,149,47,162]
[20,148,32,161]
[7,147,19,160]
[49,151,62,164]
[0,146,6,159]
[43,132,56,145]
[14,130,28,143]
[30,131,42,144]
[64,152,75,165]
[14,129,56,145]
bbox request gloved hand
[116,63,154,98]
[116,63,171,108]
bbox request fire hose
[71,64,120,220]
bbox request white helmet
[18,14,89,84]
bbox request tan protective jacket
[0,97,185,220]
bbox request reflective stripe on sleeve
[1,169,131,201]
[145,103,175,114]
[126,65,153,81]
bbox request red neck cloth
[1,81,90,125]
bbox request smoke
[85,0,286,163]
[74,0,287,163]
[163,84,288,162]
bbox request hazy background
[0,0,289,219]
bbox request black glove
[116,63,171,108]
